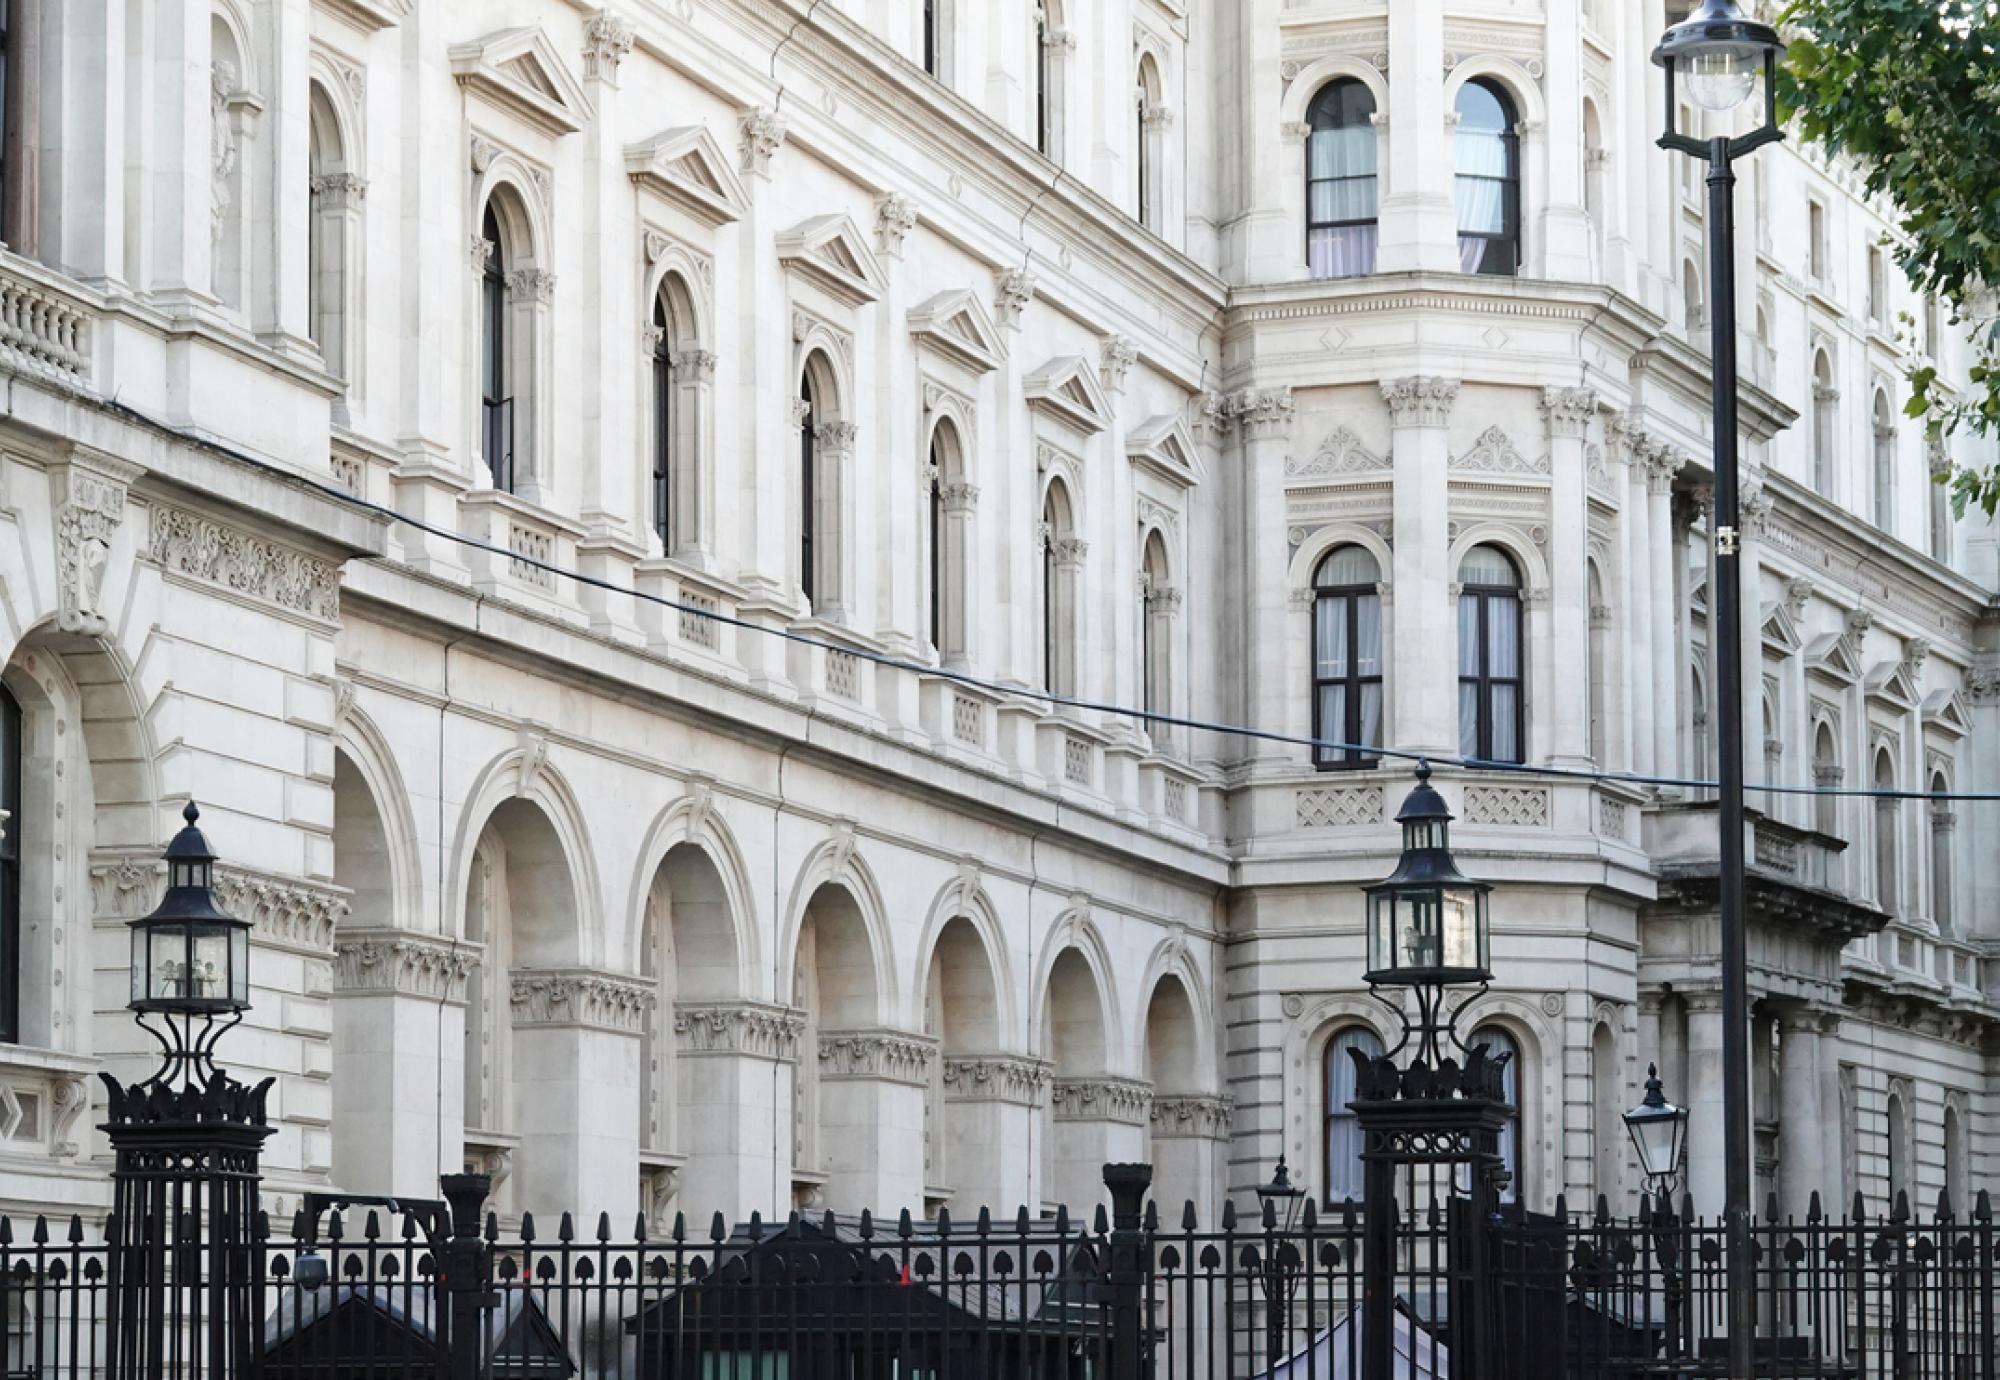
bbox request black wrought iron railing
[2,1175,1997,1378]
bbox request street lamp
[1623,1065,1689,1197]
[1256,1155,1307,1369]
[1363,762,1492,1066]
[1652,6,1785,1374]
[125,801,253,1090]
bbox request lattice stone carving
[508,524,554,590]
[1295,785,1383,829]
[1597,795,1630,842]
[1163,777,1188,822]
[825,648,859,701]
[1463,785,1550,827]
[678,592,719,648]
[951,693,984,745]
[1063,736,1092,785]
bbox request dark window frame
[800,378,817,606]
[0,683,19,1046]
[1469,1025,1521,1202]
[1458,558,1525,765]
[1304,78,1379,278]
[927,443,944,651]
[1454,78,1521,278]
[1322,1025,1381,1206]
[479,205,513,493]
[1311,554,1383,770]
[1034,12,1052,156]
[922,0,938,76]
[651,295,674,552]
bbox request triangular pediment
[315,0,410,33]
[449,27,591,137]
[1805,631,1860,685]
[1760,602,1803,655]
[907,290,1003,374]
[1127,414,1203,488]
[626,126,748,228]
[1023,356,1111,435]
[1865,659,1919,710]
[1922,687,1971,738]
[1287,424,1386,481]
[776,214,885,308]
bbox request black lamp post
[1625,1065,1691,1355]
[1652,5,1785,1375]
[1256,1155,1307,1369]
[100,803,273,1380]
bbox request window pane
[1308,127,1377,180]
[1308,224,1378,279]
[1315,596,1348,677]
[1491,685,1520,762]
[1319,685,1346,748]
[1460,683,1480,758]
[1460,544,1519,588]
[1358,682,1383,752]
[1355,594,1381,675]
[1324,1027,1383,1202]
[1455,174,1508,233]
[1309,176,1379,224]
[1316,545,1381,587]
[1457,595,1481,676]
[1488,596,1521,678]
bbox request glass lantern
[1624,1064,1689,1190]
[128,803,250,1014]
[1363,765,1491,986]
[1652,0,1785,117]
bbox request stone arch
[1590,1019,1624,1202]
[625,790,759,992]
[1442,56,1547,128]
[1029,911,1121,1068]
[332,703,422,933]
[472,163,551,267]
[1287,998,1397,1206]
[644,245,713,348]
[910,875,1016,1040]
[777,839,894,1024]
[794,333,852,416]
[447,746,600,964]
[1287,523,1393,589]
[1873,745,1899,913]
[1280,58,1389,127]
[1447,522,1551,596]
[1463,994,1562,1208]
[1132,935,1211,1087]
[917,908,1006,1211]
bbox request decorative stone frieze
[510,969,654,1033]
[1462,785,1550,828]
[148,504,343,623]
[1451,425,1547,476]
[334,928,479,1001]
[817,1029,937,1085]
[1287,425,1384,478]
[52,456,135,636]
[1380,376,1458,428]
[941,1054,1054,1106]
[673,1001,807,1061]
[216,867,349,954]
[1150,1094,1232,1141]
[1049,1076,1153,1126]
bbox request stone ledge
[332,928,479,1002]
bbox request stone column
[1738,483,1775,801]
[940,1053,1052,1218]
[1682,988,1726,1215]
[1234,387,1296,771]
[1382,378,1459,755]
[261,0,314,351]
[673,1000,808,1222]
[1539,0,1594,280]
[1380,0,1454,273]
[332,930,479,1195]
[1544,388,1596,764]
[148,1,212,302]
[818,1029,936,1213]
[1775,1005,1827,1222]
[508,969,652,1225]
[1647,443,1685,782]
[1618,423,1655,776]
[735,108,790,604]
[1049,1077,1153,1219]
[1149,1094,1231,1226]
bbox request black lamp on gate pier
[1624,1065,1690,1198]
[124,802,253,1087]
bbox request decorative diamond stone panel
[1463,785,1550,828]
[1295,785,1382,829]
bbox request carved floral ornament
[1287,424,1385,479]
[817,1030,936,1085]
[580,10,636,81]
[511,969,655,1033]
[874,192,918,257]
[1540,385,1597,438]
[1050,1077,1154,1126]
[995,267,1036,330]
[1150,1094,1233,1140]
[334,929,479,1001]
[941,1055,1054,1107]
[738,107,787,178]
[1380,376,1458,428]
[674,1001,808,1060]
[91,856,349,955]
[1451,425,1548,476]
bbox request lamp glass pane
[1369,892,1392,973]
[230,925,250,1004]
[1441,890,1477,969]
[149,923,192,1001]
[1403,892,1441,970]
[130,925,146,1005]
[190,927,228,1001]
[1683,43,1760,111]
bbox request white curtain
[1324,1027,1383,1202]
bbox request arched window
[0,684,19,1045]
[1323,1026,1382,1204]
[651,294,675,552]
[1682,258,1704,339]
[925,421,970,661]
[1454,79,1520,276]
[1872,390,1896,532]
[1885,1085,1910,1202]
[1141,530,1173,741]
[307,81,358,389]
[928,446,944,650]
[480,203,512,491]
[1930,770,1954,935]
[1812,722,1840,837]
[1135,55,1163,233]
[1874,749,1898,914]
[1312,545,1383,768]
[1583,101,1607,274]
[1041,481,1078,695]
[1458,544,1524,764]
[1470,1025,1522,1201]
[800,373,819,606]
[1305,79,1378,278]
[1811,352,1837,496]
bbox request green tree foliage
[1776,0,2000,515]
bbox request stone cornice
[333,928,478,1002]
[818,1028,937,1085]
[941,1053,1054,1107]
[673,1001,807,1061]
[1050,1076,1154,1126]
[1150,1093,1233,1141]
[510,968,654,1034]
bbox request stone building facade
[0,0,1992,1234]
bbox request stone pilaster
[818,1029,936,1213]
[941,1053,1052,1217]
[1048,1076,1153,1218]
[1383,377,1459,755]
[1544,387,1596,765]
[672,1001,806,1220]
[1233,386,1295,770]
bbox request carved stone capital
[1229,386,1295,439]
[738,107,787,179]
[581,10,636,81]
[310,172,368,208]
[1150,1093,1232,1141]
[510,968,654,1033]
[334,928,479,1002]
[1052,535,1089,565]
[52,455,134,637]
[504,268,556,304]
[995,267,1036,330]
[940,481,980,512]
[817,1029,937,1086]
[1540,385,1597,439]
[674,1001,808,1061]
[1380,376,1459,428]
[671,348,718,382]
[215,866,349,955]
[874,192,918,258]
[942,1054,1055,1107]
[1049,1076,1153,1126]
[1099,334,1137,394]
[470,236,495,272]
[813,420,858,452]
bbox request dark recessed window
[479,204,512,492]
[1306,80,1378,278]
[0,684,20,1046]
[1312,545,1383,767]
[1457,544,1524,764]
[1454,79,1520,276]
